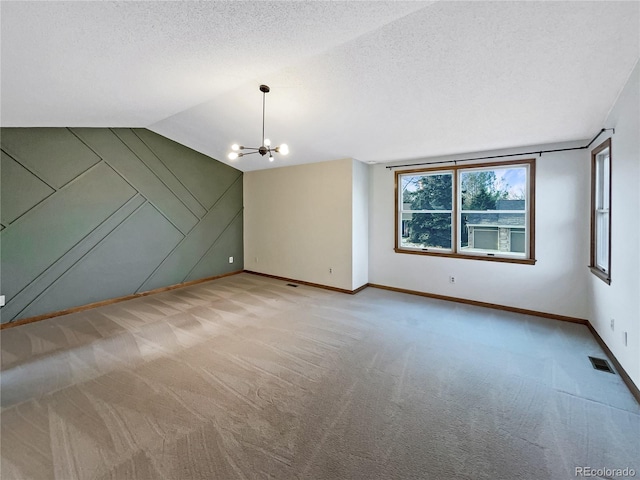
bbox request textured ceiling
[2,1,638,171]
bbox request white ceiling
[2,1,638,172]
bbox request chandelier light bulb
[228,152,238,160]
[269,155,274,162]
[264,138,271,147]
[231,144,239,151]
[279,144,289,155]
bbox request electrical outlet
[0,295,4,307]
[610,319,615,330]
[449,276,456,284]
[228,256,233,263]
[329,268,333,274]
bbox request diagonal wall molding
[0,128,243,324]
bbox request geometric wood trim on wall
[0,128,243,324]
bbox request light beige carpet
[1,273,639,479]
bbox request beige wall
[368,143,590,319]
[588,61,639,387]
[244,158,357,290]
[352,159,369,290]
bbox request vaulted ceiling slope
[2,1,638,171]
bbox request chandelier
[228,84,289,162]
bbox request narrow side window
[590,138,612,284]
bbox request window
[590,138,611,284]
[396,159,535,264]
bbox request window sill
[395,248,536,265]
[589,266,611,285]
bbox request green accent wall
[0,128,243,324]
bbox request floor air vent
[286,283,299,288]
[588,356,615,374]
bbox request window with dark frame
[590,138,612,284]
[395,159,535,264]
